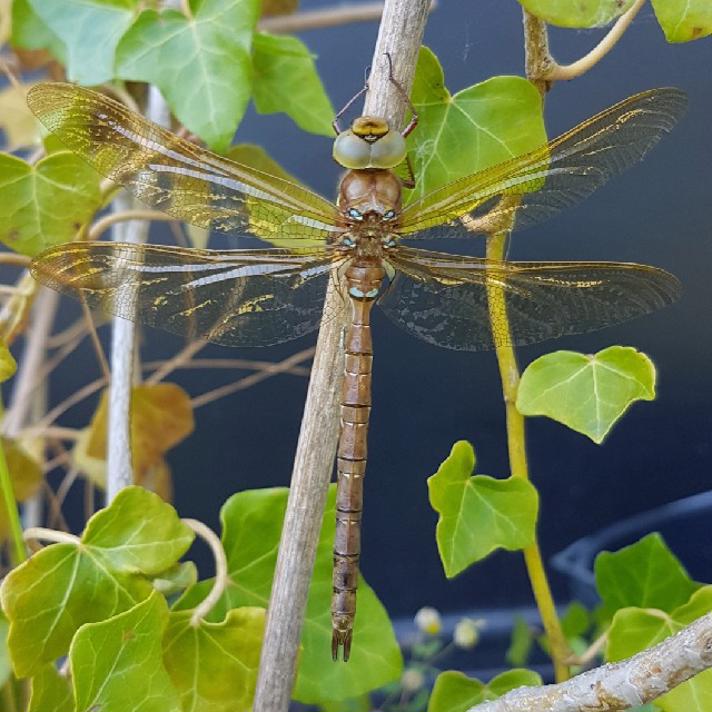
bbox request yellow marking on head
[351,116,390,139]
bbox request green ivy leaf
[517,0,635,27]
[516,346,656,444]
[163,607,265,711]
[651,0,712,42]
[0,487,193,676]
[407,46,545,202]
[116,0,259,152]
[606,587,712,712]
[27,0,138,85]
[595,533,698,616]
[151,561,198,596]
[252,32,334,136]
[428,669,542,712]
[11,0,66,61]
[427,441,538,578]
[0,152,102,257]
[28,665,73,712]
[174,486,403,704]
[71,592,180,712]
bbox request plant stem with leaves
[486,229,570,682]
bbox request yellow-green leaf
[0,437,43,540]
[0,152,101,257]
[27,0,139,85]
[71,592,180,712]
[517,0,635,27]
[163,607,265,711]
[427,441,538,578]
[0,487,193,676]
[252,32,334,136]
[516,346,656,444]
[428,669,542,712]
[115,0,260,152]
[407,46,545,203]
[651,0,712,42]
[0,346,17,383]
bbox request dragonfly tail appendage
[331,261,384,662]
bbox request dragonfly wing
[32,243,344,347]
[398,88,687,239]
[379,246,680,351]
[27,83,343,244]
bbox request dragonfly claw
[332,628,353,662]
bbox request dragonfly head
[338,169,402,228]
[333,115,407,169]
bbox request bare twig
[252,1,430,709]
[190,347,315,408]
[260,2,385,33]
[144,339,207,385]
[468,613,712,712]
[106,80,173,503]
[87,209,174,242]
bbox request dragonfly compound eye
[333,131,372,169]
[368,130,407,169]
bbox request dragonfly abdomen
[331,261,385,662]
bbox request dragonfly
[27,81,686,661]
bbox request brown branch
[252,1,430,709]
[468,613,712,712]
[259,2,385,33]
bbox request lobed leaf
[651,0,712,42]
[595,533,698,616]
[516,346,656,444]
[606,587,712,712]
[0,487,193,676]
[27,0,138,85]
[174,486,403,704]
[428,669,542,712]
[407,46,545,203]
[163,607,265,711]
[427,441,538,578]
[0,83,42,150]
[517,0,635,27]
[0,152,101,257]
[252,32,334,136]
[115,0,259,152]
[71,592,181,712]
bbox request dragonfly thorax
[338,169,402,229]
[333,115,407,169]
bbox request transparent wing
[31,243,344,347]
[27,83,344,244]
[379,246,680,351]
[398,88,687,239]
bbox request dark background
[45,0,712,620]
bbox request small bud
[414,606,441,636]
[401,667,425,692]
[453,618,480,649]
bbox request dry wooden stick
[252,1,429,709]
[468,613,712,712]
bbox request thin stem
[190,347,315,408]
[182,518,229,626]
[260,2,385,33]
[0,412,27,566]
[547,0,646,81]
[87,209,174,242]
[23,526,80,545]
[145,339,207,385]
[486,230,570,682]
[81,299,110,380]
